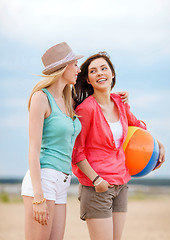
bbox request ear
[86,78,91,84]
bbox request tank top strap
[42,88,57,112]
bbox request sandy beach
[0,192,170,240]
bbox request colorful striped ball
[123,127,159,177]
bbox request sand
[0,195,170,240]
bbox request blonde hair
[28,67,76,119]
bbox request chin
[67,79,76,85]
[97,86,111,92]
[70,81,76,85]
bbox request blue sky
[0,0,170,178]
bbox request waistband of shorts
[81,183,127,189]
[40,168,71,176]
[62,172,70,176]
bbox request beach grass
[0,192,23,203]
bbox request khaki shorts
[78,184,128,221]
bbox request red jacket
[72,94,147,186]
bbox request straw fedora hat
[42,42,84,75]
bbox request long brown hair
[73,52,116,108]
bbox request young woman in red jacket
[72,52,165,240]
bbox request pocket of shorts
[95,190,109,196]
[120,184,128,191]
[41,175,58,183]
[95,187,109,195]
[66,176,71,187]
[40,169,59,183]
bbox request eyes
[73,60,79,67]
[89,66,108,74]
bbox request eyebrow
[89,64,107,70]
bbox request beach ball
[123,127,159,177]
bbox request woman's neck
[93,89,111,106]
[47,79,66,99]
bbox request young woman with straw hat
[21,42,83,240]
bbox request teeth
[98,79,106,82]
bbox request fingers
[39,212,47,226]
[159,151,165,164]
[116,91,128,97]
[153,145,165,170]
[116,91,129,104]
[33,211,48,225]
[33,206,48,226]
[122,92,128,104]
[46,209,49,222]
[155,155,165,170]
[41,213,47,225]
[153,160,163,170]
[153,162,161,170]
[116,91,127,95]
[95,179,109,192]
[39,212,43,225]
[34,210,39,222]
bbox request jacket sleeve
[72,103,93,165]
[124,103,147,130]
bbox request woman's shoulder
[110,92,121,101]
[32,90,48,102]
[75,96,97,118]
[111,93,128,110]
[30,90,48,110]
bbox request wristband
[92,175,100,185]
[32,198,46,205]
[94,178,103,187]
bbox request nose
[97,70,103,76]
[77,67,81,73]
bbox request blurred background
[0,1,170,240]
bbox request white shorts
[21,168,71,204]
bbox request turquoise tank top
[40,88,81,175]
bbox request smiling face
[62,61,81,85]
[87,58,114,91]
